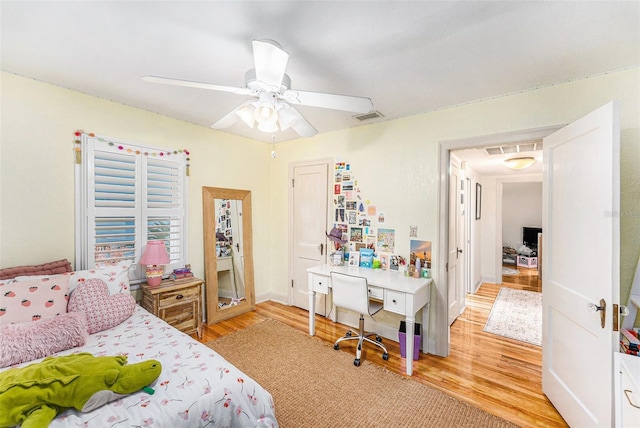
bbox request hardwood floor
[196,266,567,427]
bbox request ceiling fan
[142,39,374,138]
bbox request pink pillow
[0,311,88,368]
[0,259,72,280]
[68,260,132,295]
[67,278,135,334]
[0,275,70,325]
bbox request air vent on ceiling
[485,147,503,155]
[485,141,543,156]
[354,111,384,121]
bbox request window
[75,133,188,282]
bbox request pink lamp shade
[140,240,170,286]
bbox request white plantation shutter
[76,134,188,282]
[145,158,184,267]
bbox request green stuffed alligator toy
[0,353,161,428]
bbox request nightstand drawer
[141,278,203,337]
[160,300,198,331]
[157,286,199,308]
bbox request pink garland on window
[73,130,191,175]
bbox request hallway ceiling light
[504,157,536,170]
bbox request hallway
[501,264,541,292]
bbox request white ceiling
[2,1,639,155]
[452,140,545,176]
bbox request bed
[0,260,278,427]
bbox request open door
[448,162,466,325]
[542,101,620,427]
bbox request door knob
[587,299,606,329]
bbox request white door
[448,162,465,325]
[291,162,329,312]
[542,101,620,427]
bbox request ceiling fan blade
[283,90,373,114]
[211,101,256,129]
[287,107,318,138]
[142,75,253,95]
[252,39,289,90]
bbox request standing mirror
[203,187,255,324]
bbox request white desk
[217,256,237,299]
[307,264,431,376]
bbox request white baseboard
[472,277,483,293]
[481,274,497,285]
[256,290,287,305]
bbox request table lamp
[139,240,170,286]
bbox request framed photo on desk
[389,255,400,271]
[379,252,391,270]
[348,252,360,267]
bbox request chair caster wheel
[375,336,383,342]
[354,358,361,367]
[346,332,352,337]
[334,344,339,350]
[382,353,389,361]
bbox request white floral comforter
[4,306,279,427]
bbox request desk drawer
[217,257,233,271]
[384,290,406,315]
[312,275,330,294]
[368,286,383,300]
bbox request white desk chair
[330,272,389,366]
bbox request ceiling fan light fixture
[253,92,278,126]
[234,103,256,128]
[504,156,536,170]
[277,104,299,130]
[257,120,279,133]
[254,104,277,124]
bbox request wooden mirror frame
[203,187,255,324]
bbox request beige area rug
[207,319,517,427]
[484,287,542,346]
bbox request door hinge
[613,303,619,332]
[291,178,294,187]
[446,262,449,272]
[291,279,294,288]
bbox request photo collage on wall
[331,161,391,270]
[332,161,431,277]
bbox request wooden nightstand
[141,277,204,338]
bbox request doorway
[435,124,562,357]
[500,181,542,291]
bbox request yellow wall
[0,72,271,295]
[2,68,639,349]
[269,68,640,349]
